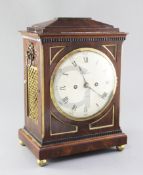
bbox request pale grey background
[0,0,142,174]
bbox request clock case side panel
[19,34,44,143]
[42,35,127,145]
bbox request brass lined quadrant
[102,45,117,61]
[89,105,115,130]
[50,46,65,64]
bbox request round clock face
[50,48,117,121]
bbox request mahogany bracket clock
[18,18,127,166]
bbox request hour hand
[78,66,87,84]
[78,66,87,75]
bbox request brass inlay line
[50,112,78,136]
[50,46,65,65]
[40,43,45,138]
[102,45,117,61]
[89,105,115,130]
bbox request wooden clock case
[18,18,127,166]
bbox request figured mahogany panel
[89,105,114,130]
[50,114,78,136]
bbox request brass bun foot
[116,145,125,151]
[37,159,48,167]
[19,140,26,146]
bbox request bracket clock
[19,18,127,166]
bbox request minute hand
[87,86,103,98]
[78,66,104,99]
[78,66,103,98]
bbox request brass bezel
[50,48,117,121]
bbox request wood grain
[19,18,127,161]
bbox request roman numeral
[60,86,66,90]
[72,61,77,67]
[59,69,68,76]
[72,104,77,111]
[62,97,68,104]
[101,92,108,99]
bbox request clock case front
[19,18,127,161]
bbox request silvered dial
[50,48,117,120]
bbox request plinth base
[19,128,127,166]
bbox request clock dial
[50,48,117,120]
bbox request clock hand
[78,66,101,97]
[78,66,87,84]
[77,65,104,99]
[86,85,103,99]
